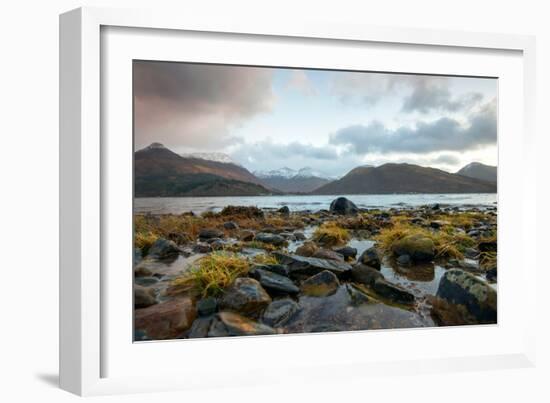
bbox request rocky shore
[133,197,497,341]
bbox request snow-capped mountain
[181,152,242,166]
[254,167,333,193]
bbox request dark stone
[329,197,359,215]
[187,316,214,338]
[313,248,345,262]
[478,240,497,253]
[134,276,159,287]
[372,279,415,304]
[358,246,381,270]
[197,297,217,317]
[486,267,497,282]
[254,232,286,246]
[193,242,212,254]
[223,221,239,230]
[239,230,255,242]
[301,270,340,297]
[207,312,276,337]
[345,284,370,306]
[198,228,224,240]
[147,238,181,259]
[249,268,300,294]
[391,234,435,263]
[262,299,300,327]
[252,264,289,277]
[464,247,479,259]
[436,269,497,322]
[351,263,384,286]
[335,246,357,261]
[396,254,412,266]
[219,277,271,318]
[274,252,352,278]
[294,232,306,241]
[278,206,290,215]
[134,297,197,340]
[134,285,157,309]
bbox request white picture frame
[59,6,537,396]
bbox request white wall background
[0,0,547,401]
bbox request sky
[133,61,497,177]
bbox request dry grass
[433,211,492,231]
[375,222,476,260]
[170,252,251,297]
[134,231,158,255]
[312,221,350,246]
[251,253,279,265]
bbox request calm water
[134,193,497,215]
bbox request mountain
[312,163,497,195]
[181,152,241,166]
[134,143,272,197]
[255,167,333,193]
[456,162,497,183]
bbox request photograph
[132,61,498,341]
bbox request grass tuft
[312,222,350,246]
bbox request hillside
[255,167,332,193]
[312,163,497,195]
[456,162,497,183]
[134,143,273,197]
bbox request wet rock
[188,316,214,338]
[351,263,384,286]
[134,248,142,266]
[372,280,415,305]
[335,246,357,261]
[430,220,450,229]
[252,264,289,277]
[220,277,271,318]
[134,285,157,309]
[396,254,412,266]
[239,230,255,242]
[147,238,181,259]
[197,297,217,317]
[210,239,228,251]
[345,284,370,306]
[486,267,497,282]
[278,206,290,215]
[223,221,239,230]
[436,269,497,323]
[249,268,300,294]
[459,259,480,272]
[301,270,340,297]
[254,232,286,246]
[329,197,359,215]
[208,312,276,337]
[134,276,159,287]
[274,252,352,278]
[295,241,318,257]
[262,299,300,327]
[464,247,479,259]
[294,232,306,241]
[134,297,197,340]
[134,261,153,277]
[358,246,381,270]
[313,248,345,262]
[391,234,435,263]
[199,228,224,240]
[193,242,212,254]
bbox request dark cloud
[401,79,483,114]
[330,100,496,155]
[133,61,274,151]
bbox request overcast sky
[134,61,497,176]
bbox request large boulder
[436,269,497,323]
[147,238,181,259]
[329,197,359,215]
[262,299,300,327]
[254,232,287,246]
[249,268,300,295]
[134,285,157,308]
[391,234,435,263]
[358,246,381,269]
[274,252,352,279]
[301,270,340,297]
[208,311,276,337]
[134,297,196,340]
[220,277,271,318]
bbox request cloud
[133,61,275,151]
[401,78,483,114]
[329,99,496,155]
[286,70,317,96]
[232,140,339,162]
